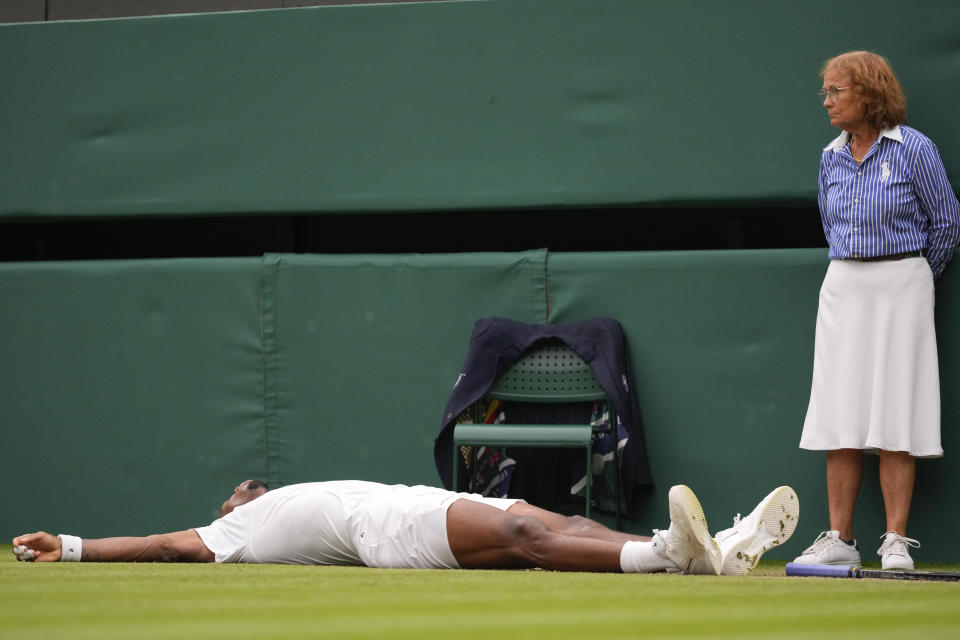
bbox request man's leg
[446,485,721,574]
[445,499,624,571]
[504,503,651,544]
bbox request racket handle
[785,562,858,578]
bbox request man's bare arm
[12,530,215,563]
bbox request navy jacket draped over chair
[434,316,652,517]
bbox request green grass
[2,546,959,639]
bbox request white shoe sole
[721,486,799,576]
[668,485,722,575]
[881,557,914,571]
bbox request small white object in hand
[14,545,36,561]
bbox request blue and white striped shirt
[818,124,960,277]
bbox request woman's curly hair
[821,51,907,130]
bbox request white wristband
[58,534,83,562]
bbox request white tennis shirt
[193,481,469,567]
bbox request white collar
[825,125,902,153]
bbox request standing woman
[795,51,960,570]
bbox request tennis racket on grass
[786,562,960,582]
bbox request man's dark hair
[246,480,269,491]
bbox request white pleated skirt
[800,257,942,458]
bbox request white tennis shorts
[354,485,522,569]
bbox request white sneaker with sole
[652,485,721,575]
[714,486,799,576]
[792,530,861,566]
[877,532,919,571]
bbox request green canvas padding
[1,0,957,219]
[0,258,266,537]
[266,250,548,487]
[3,249,959,561]
[547,249,960,560]
[0,251,547,538]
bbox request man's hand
[12,532,61,562]
[13,530,214,563]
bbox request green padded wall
[0,258,266,534]
[2,250,959,560]
[0,252,547,538]
[547,249,960,559]
[1,0,958,219]
[264,251,548,486]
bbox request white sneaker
[714,486,799,576]
[792,530,861,566]
[877,532,919,571]
[652,485,721,575]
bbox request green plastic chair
[452,341,622,527]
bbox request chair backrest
[489,342,606,403]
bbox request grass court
[2,546,959,639]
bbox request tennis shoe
[652,485,721,575]
[792,530,861,566]
[714,486,799,576]
[877,532,919,571]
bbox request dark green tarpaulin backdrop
[549,251,960,561]
[264,251,548,486]
[3,250,959,560]
[1,0,958,219]
[2,0,959,563]
[0,252,547,534]
[0,259,266,532]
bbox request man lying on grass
[13,480,798,576]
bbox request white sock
[619,537,678,573]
